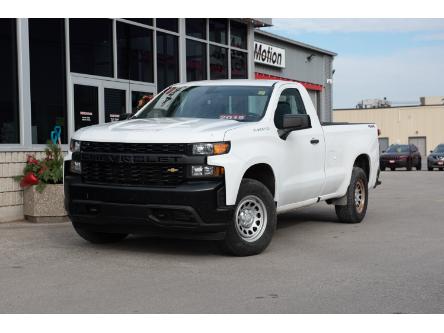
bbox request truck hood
[72,117,243,143]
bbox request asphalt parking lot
[1,171,443,313]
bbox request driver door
[276,88,326,206]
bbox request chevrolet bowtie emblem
[167,167,179,173]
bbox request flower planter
[23,184,68,223]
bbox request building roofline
[254,29,337,57]
[334,104,444,111]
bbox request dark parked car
[380,144,422,171]
[427,144,444,171]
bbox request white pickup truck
[64,80,381,256]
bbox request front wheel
[220,179,276,256]
[416,159,422,171]
[335,167,368,223]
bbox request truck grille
[80,142,188,186]
[81,141,188,155]
[82,161,185,186]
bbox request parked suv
[380,144,421,171]
[427,144,444,171]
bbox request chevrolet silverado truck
[64,80,381,256]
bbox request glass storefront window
[117,22,154,83]
[0,19,19,144]
[209,45,228,80]
[209,19,227,45]
[123,18,153,26]
[29,19,68,144]
[156,32,179,91]
[69,19,113,77]
[186,19,206,40]
[231,50,248,79]
[186,40,207,82]
[156,19,178,32]
[230,20,247,49]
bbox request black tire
[416,159,421,171]
[73,223,128,244]
[440,168,444,171]
[220,179,276,256]
[335,167,368,224]
[380,166,386,171]
[428,167,433,171]
[390,167,395,171]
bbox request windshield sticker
[159,87,185,108]
[219,114,246,120]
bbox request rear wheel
[428,167,433,171]
[73,223,128,244]
[380,166,386,171]
[220,179,276,256]
[335,167,368,224]
[390,167,395,171]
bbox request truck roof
[174,79,285,88]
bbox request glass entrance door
[102,80,129,123]
[70,75,155,134]
[73,84,99,130]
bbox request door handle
[310,138,320,144]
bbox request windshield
[386,145,410,153]
[433,145,444,153]
[134,85,273,122]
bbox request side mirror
[430,150,433,153]
[278,114,311,139]
[382,150,386,153]
[118,113,135,121]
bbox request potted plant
[15,142,67,222]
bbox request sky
[261,19,444,109]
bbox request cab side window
[274,88,306,128]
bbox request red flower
[20,172,39,188]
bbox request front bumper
[64,174,234,238]
[428,159,444,168]
[380,159,408,168]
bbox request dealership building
[0,18,336,222]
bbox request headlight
[70,139,81,153]
[191,165,224,177]
[191,142,230,156]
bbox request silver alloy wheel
[354,178,366,214]
[234,195,267,242]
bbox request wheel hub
[234,195,268,242]
[354,178,366,213]
[239,209,255,228]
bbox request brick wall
[0,151,46,222]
